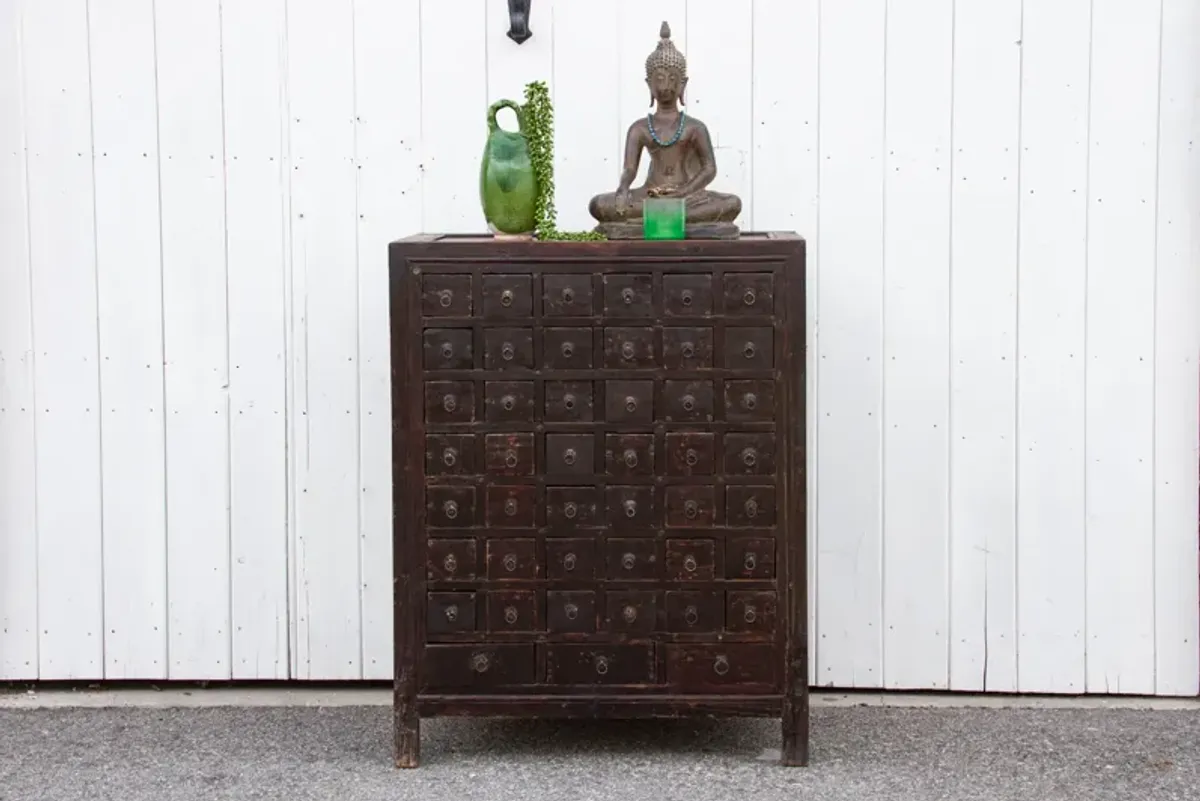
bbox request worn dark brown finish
[390,233,808,767]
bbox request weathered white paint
[0,0,1197,694]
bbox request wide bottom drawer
[663,644,781,693]
[421,644,536,690]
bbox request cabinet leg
[395,705,420,768]
[781,697,809,767]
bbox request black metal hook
[507,0,532,44]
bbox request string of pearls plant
[522,80,607,241]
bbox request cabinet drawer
[422,644,536,690]
[545,644,656,685]
[664,644,781,692]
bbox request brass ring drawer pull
[443,553,458,573]
[441,343,454,359]
[563,394,577,411]
[622,605,637,623]
[683,554,698,572]
[714,655,730,675]
[685,448,699,466]
[504,498,519,517]
[745,499,759,518]
[444,605,458,622]
[472,653,490,673]
[743,289,757,306]
[562,448,577,466]
[681,394,696,412]
[503,553,518,572]
[501,343,515,361]
[742,448,758,467]
[442,448,457,467]
[438,290,453,308]
[562,287,574,304]
[744,393,758,411]
[622,288,635,305]
[744,605,758,624]
[595,655,610,675]
[563,553,577,571]
[681,342,695,358]
[565,603,579,621]
[442,394,457,412]
[504,450,519,468]
[624,396,637,413]
[623,500,637,518]
[504,606,519,625]
[561,341,575,358]
[684,501,699,520]
[502,394,516,411]
[443,500,459,519]
[743,342,757,359]
[744,553,757,572]
[681,289,694,306]
[621,553,636,570]
[684,605,699,625]
[563,502,578,520]
[623,449,638,468]
[500,289,514,307]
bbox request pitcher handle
[487,99,524,134]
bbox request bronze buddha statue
[588,22,742,239]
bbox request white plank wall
[0,0,1196,695]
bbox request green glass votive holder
[643,197,686,240]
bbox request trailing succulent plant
[521,80,606,241]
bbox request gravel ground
[0,704,1197,801]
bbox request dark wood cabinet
[390,233,808,767]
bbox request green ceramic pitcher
[480,99,538,236]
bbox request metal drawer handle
[562,287,575,304]
[438,289,453,308]
[743,393,758,411]
[503,553,518,572]
[500,289,514,307]
[443,553,458,573]
[502,394,516,411]
[504,498,519,517]
[563,394,577,411]
[681,394,696,412]
[744,605,758,624]
[745,498,759,518]
[684,605,699,625]
[685,448,699,467]
[595,655,610,675]
[442,448,457,467]
[621,341,635,360]
[684,501,699,521]
[681,289,694,306]
[622,287,635,305]
[714,655,730,675]
[442,394,458,412]
[681,342,695,358]
[562,448,577,466]
[743,341,756,359]
[504,605,519,625]
[744,553,757,572]
[443,500,459,520]
[623,449,638,468]
[683,554,698,572]
[445,605,458,622]
[622,605,637,623]
[563,502,578,520]
[565,602,579,620]
[624,396,637,413]
[743,289,757,306]
[563,552,577,571]
[623,500,637,519]
[561,341,575,358]
[621,552,636,570]
[504,450,519,468]
[441,342,454,359]
[501,343,515,361]
[472,652,490,673]
[742,448,758,467]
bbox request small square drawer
[724,379,776,421]
[482,274,533,318]
[546,537,597,579]
[726,537,776,580]
[545,644,656,685]
[486,537,539,580]
[427,591,476,635]
[426,486,476,528]
[724,432,777,476]
[664,486,716,529]
[484,433,535,475]
[603,274,653,316]
[724,327,774,369]
[604,537,660,580]
[726,485,777,527]
[546,590,597,634]
[663,273,713,316]
[425,433,475,476]
[486,589,540,632]
[545,433,595,476]
[421,274,472,317]
[665,538,716,580]
[543,327,594,369]
[726,590,778,635]
[665,432,716,475]
[545,487,601,529]
[603,327,656,368]
[483,328,535,370]
[484,381,535,422]
[605,485,655,529]
[665,644,780,691]
[662,380,714,422]
[662,326,714,369]
[723,272,775,316]
[605,433,655,477]
[544,274,594,316]
[665,590,723,633]
[423,328,474,370]
[605,380,654,423]
[545,381,594,422]
[605,590,658,634]
[485,485,538,528]
[424,380,475,424]
[426,539,477,581]
[421,644,535,690]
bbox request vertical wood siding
[0,0,1196,694]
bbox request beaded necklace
[647,110,686,147]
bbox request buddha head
[645,21,687,107]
